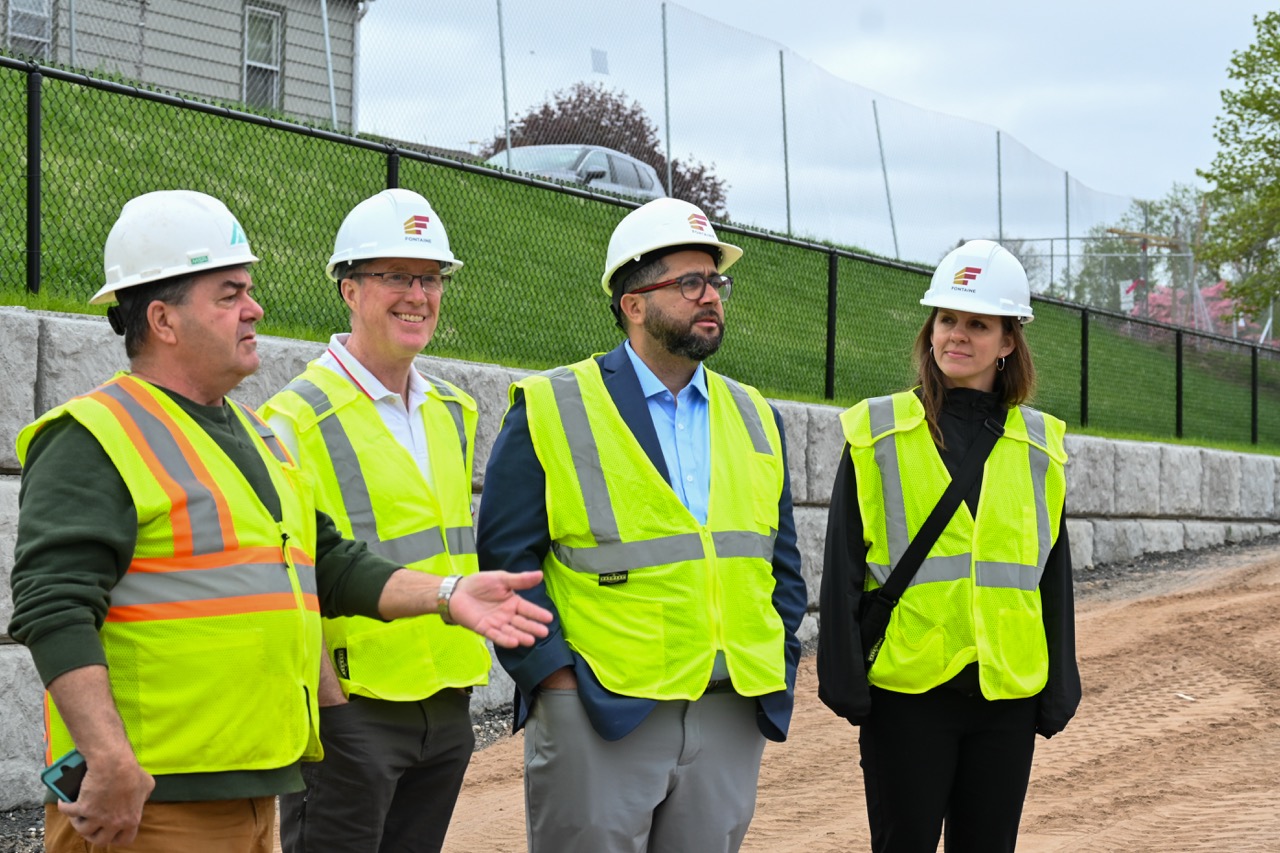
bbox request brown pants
[44,797,275,853]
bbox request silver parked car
[485,144,666,201]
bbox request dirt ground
[438,541,1280,852]
[7,539,1278,852]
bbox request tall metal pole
[779,50,791,235]
[825,251,838,400]
[996,130,1003,243]
[1080,308,1089,427]
[497,0,512,168]
[872,99,899,259]
[662,3,673,196]
[26,71,42,295]
[1251,345,1259,445]
[69,0,77,66]
[1064,172,1071,298]
[318,0,339,129]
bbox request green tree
[1199,11,1280,315]
[1072,187,1221,321]
[482,82,729,219]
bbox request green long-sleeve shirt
[8,385,401,802]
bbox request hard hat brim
[90,253,260,306]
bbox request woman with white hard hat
[817,240,1081,852]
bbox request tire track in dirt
[279,541,1280,853]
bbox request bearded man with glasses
[262,188,492,853]
[477,197,806,853]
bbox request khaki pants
[44,797,275,853]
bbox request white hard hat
[600,198,742,294]
[93,190,259,306]
[327,188,462,280]
[921,239,1034,324]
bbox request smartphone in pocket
[41,749,87,803]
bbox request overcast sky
[668,0,1269,201]
[358,1,1270,265]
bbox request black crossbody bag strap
[862,415,1005,667]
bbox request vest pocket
[984,607,1049,697]
[872,622,946,692]
[341,616,439,699]
[131,628,304,772]
[559,586,668,697]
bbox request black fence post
[26,69,41,295]
[1252,345,1259,445]
[386,148,400,189]
[1175,330,1184,439]
[1080,308,1089,427]
[825,250,838,400]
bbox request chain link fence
[3,3,1134,288]
[4,55,1280,447]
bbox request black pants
[280,689,475,853]
[859,685,1038,853]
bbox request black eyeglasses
[352,271,448,293]
[627,272,732,302]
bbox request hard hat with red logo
[327,188,462,280]
[93,190,259,306]
[600,198,742,294]
[920,239,1034,324]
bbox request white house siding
[280,0,356,128]
[29,0,359,129]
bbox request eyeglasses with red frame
[625,272,733,302]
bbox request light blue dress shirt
[623,341,711,524]
[623,342,729,679]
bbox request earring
[996,356,1006,371]
[929,345,934,354]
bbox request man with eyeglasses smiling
[477,197,806,852]
[262,188,492,853]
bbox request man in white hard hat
[262,188,488,853]
[6,189,551,853]
[476,197,807,852]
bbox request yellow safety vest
[518,357,787,700]
[17,375,323,772]
[261,364,490,700]
[841,391,1067,699]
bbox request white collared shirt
[269,333,434,487]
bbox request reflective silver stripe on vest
[553,528,776,575]
[868,396,911,568]
[975,560,1039,592]
[1020,406,1053,572]
[553,532,706,574]
[236,402,290,464]
[866,552,971,588]
[112,560,313,606]
[547,367,621,544]
[284,379,473,563]
[868,395,898,440]
[447,525,476,555]
[421,374,469,464]
[720,376,773,456]
[97,383,226,557]
[713,529,776,562]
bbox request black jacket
[816,388,1082,738]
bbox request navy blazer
[476,344,807,742]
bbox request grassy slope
[3,67,1277,456]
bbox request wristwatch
[436,575,463,625]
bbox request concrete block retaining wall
[1,309,1278,806]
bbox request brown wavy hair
[911,307,1037,447]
